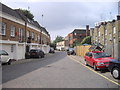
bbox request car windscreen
[93,52,110,58]
[30,50,38,52]
[0,50,8,55]
[69,48,74,51]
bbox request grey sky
[2,0,118,40]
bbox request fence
[74,45,91,57]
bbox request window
[0,22,6,35]
[32,32,34,40]
[113,27,116,34]
[105,29,107,35]
[35,34,38,41]
[109,33,112,41]
[119,31,120,38]
[101,34,104,41]
[10,26,15,37]
[11,45,14,52]
[98,31,100,37]
[74,33,76,36]
[19,28,23,41]
[105,39,107,46]
[37,35,40,41]
[27,31,30,38]
[96,36,98,41]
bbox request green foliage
[80,36,91,45]
[50,43,56,49]
[20,9,34,20]
[53,36,64,44]
[72,40,81,48]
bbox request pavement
[10,53,53,65]
[70,55,85,64]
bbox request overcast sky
[2,0,118,40]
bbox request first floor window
[19,28,23,41]
[27,31,30,38]
[0,22,6,35]
[113,27,116,34]
[119,31,120,38]
[105,29,107,35]
[10,26,15,37]
[32,32,34,40]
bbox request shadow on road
[2,51,67,83]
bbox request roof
[1,3,22,20]
[15,9,42,29]
[1,3,50,37]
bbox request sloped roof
[1,3,22,20]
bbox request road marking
[68,56,120,86]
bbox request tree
[53,36,64,44]
[80,36,91,45]
[72,40,81,47]
[50,36,64,49]
[20,9,34,20]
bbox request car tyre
[85,60,88,66]
[93,64,98,71]
[112,67,120,79]
[8,59,11,65]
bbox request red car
[84,51,113,71]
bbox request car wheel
[41,55,44,58]
[93,64,98,71]
[85,60,88,66]
[8,59,11,65]
[112,67,120,79]
[38,55,41,58]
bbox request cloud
[1,1,118,40]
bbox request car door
[85,52,90,64]
[87,52,93,66]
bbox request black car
[108,57,120,79]
[30,49,45,58]
[67,48,75,55]
[49,48,55,53]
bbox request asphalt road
[2,51,120,88]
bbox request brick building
[65,25,90,48]
[90,15,120,58]
[0,3,51,60]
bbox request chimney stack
[86,25,89,37]
[117,15,120,20]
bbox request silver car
[0,50,11,65]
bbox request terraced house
[0,3,50,60]
[90,15,120,58]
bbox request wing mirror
[109,55,112,57]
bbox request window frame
[1,22,6,35]
[10,25,16,37]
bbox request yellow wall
[75,45,91,57]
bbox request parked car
[67,48,75,55]
[30,49,45,58]
[84,51,113,71]
[0,50,12,65]
[49,48,55,53]
[108,57,120,79]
